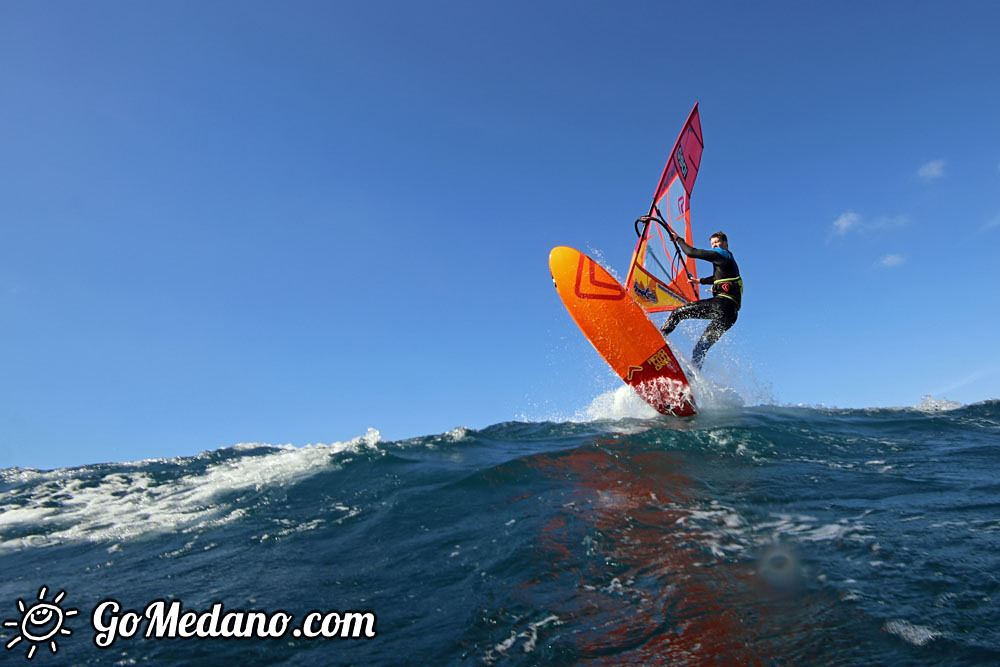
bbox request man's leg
[691,303,738,369]
[660,300,715,336]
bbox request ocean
[2,390,999,665]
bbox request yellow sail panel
[628,226,690,310]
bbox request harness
[712,276,743,309]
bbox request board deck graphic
[549,245,696,417]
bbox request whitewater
[2,390,999,664]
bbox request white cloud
[871,214,909,230]
[984,215,1000,232]
[830,211,908,238]
[917,159,946,181]
[831,211,860,236]
[877,254,905,268]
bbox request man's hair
[710,231,728,243]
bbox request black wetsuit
[660,238,742,369]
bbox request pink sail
[626,103,704,312]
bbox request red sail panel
[650,103,703,213]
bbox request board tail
[626,103,704,313]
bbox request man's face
[710,235,727,250]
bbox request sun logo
[3,586,78,660]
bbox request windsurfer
[659,230,742,369]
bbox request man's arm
[669,229,723,263]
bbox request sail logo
[632,280,657,303]
[675,145,689,179]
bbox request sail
[626,103,704,312]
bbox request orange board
[549,246,696,417]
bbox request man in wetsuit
[660,229,743,370]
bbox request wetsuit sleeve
[674,237,727,264]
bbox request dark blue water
[2,399,999,664]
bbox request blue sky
[2,1,998,469]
